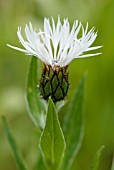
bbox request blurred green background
[0,0,114,169]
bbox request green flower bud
[39,65,69,103]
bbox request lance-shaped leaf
[62,75,85,170]
[34,154,46,170]
[2,116,28,170]
[26,56,45,129]
[39,98,66,170]
[90,145,104,170]
[111,156,114,170]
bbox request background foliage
[0,0,114,170]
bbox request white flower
[7,17,102,67]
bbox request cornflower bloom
[7,17,102,102]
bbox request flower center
[52,59,59,67]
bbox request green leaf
[62,75,86,170]
[2,116,28,170]
[34,154,46,170]
[26,56,45,129]
[90,145,105,170]
[111,156,114,170]
[39,98,66,170]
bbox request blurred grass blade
[111,156,114,170]
[62,75,86,170]
[2,116,28,170]
[39,98,66,170]
[90,145,105,170]
[26,56,45,129]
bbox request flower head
[7,17,102,102]
[7,17,102,68]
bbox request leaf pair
[39,69,104,170]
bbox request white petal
[79,53,102,58]
[7,44,28,53]
[44,18,52,35]
[85,46,103,52]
